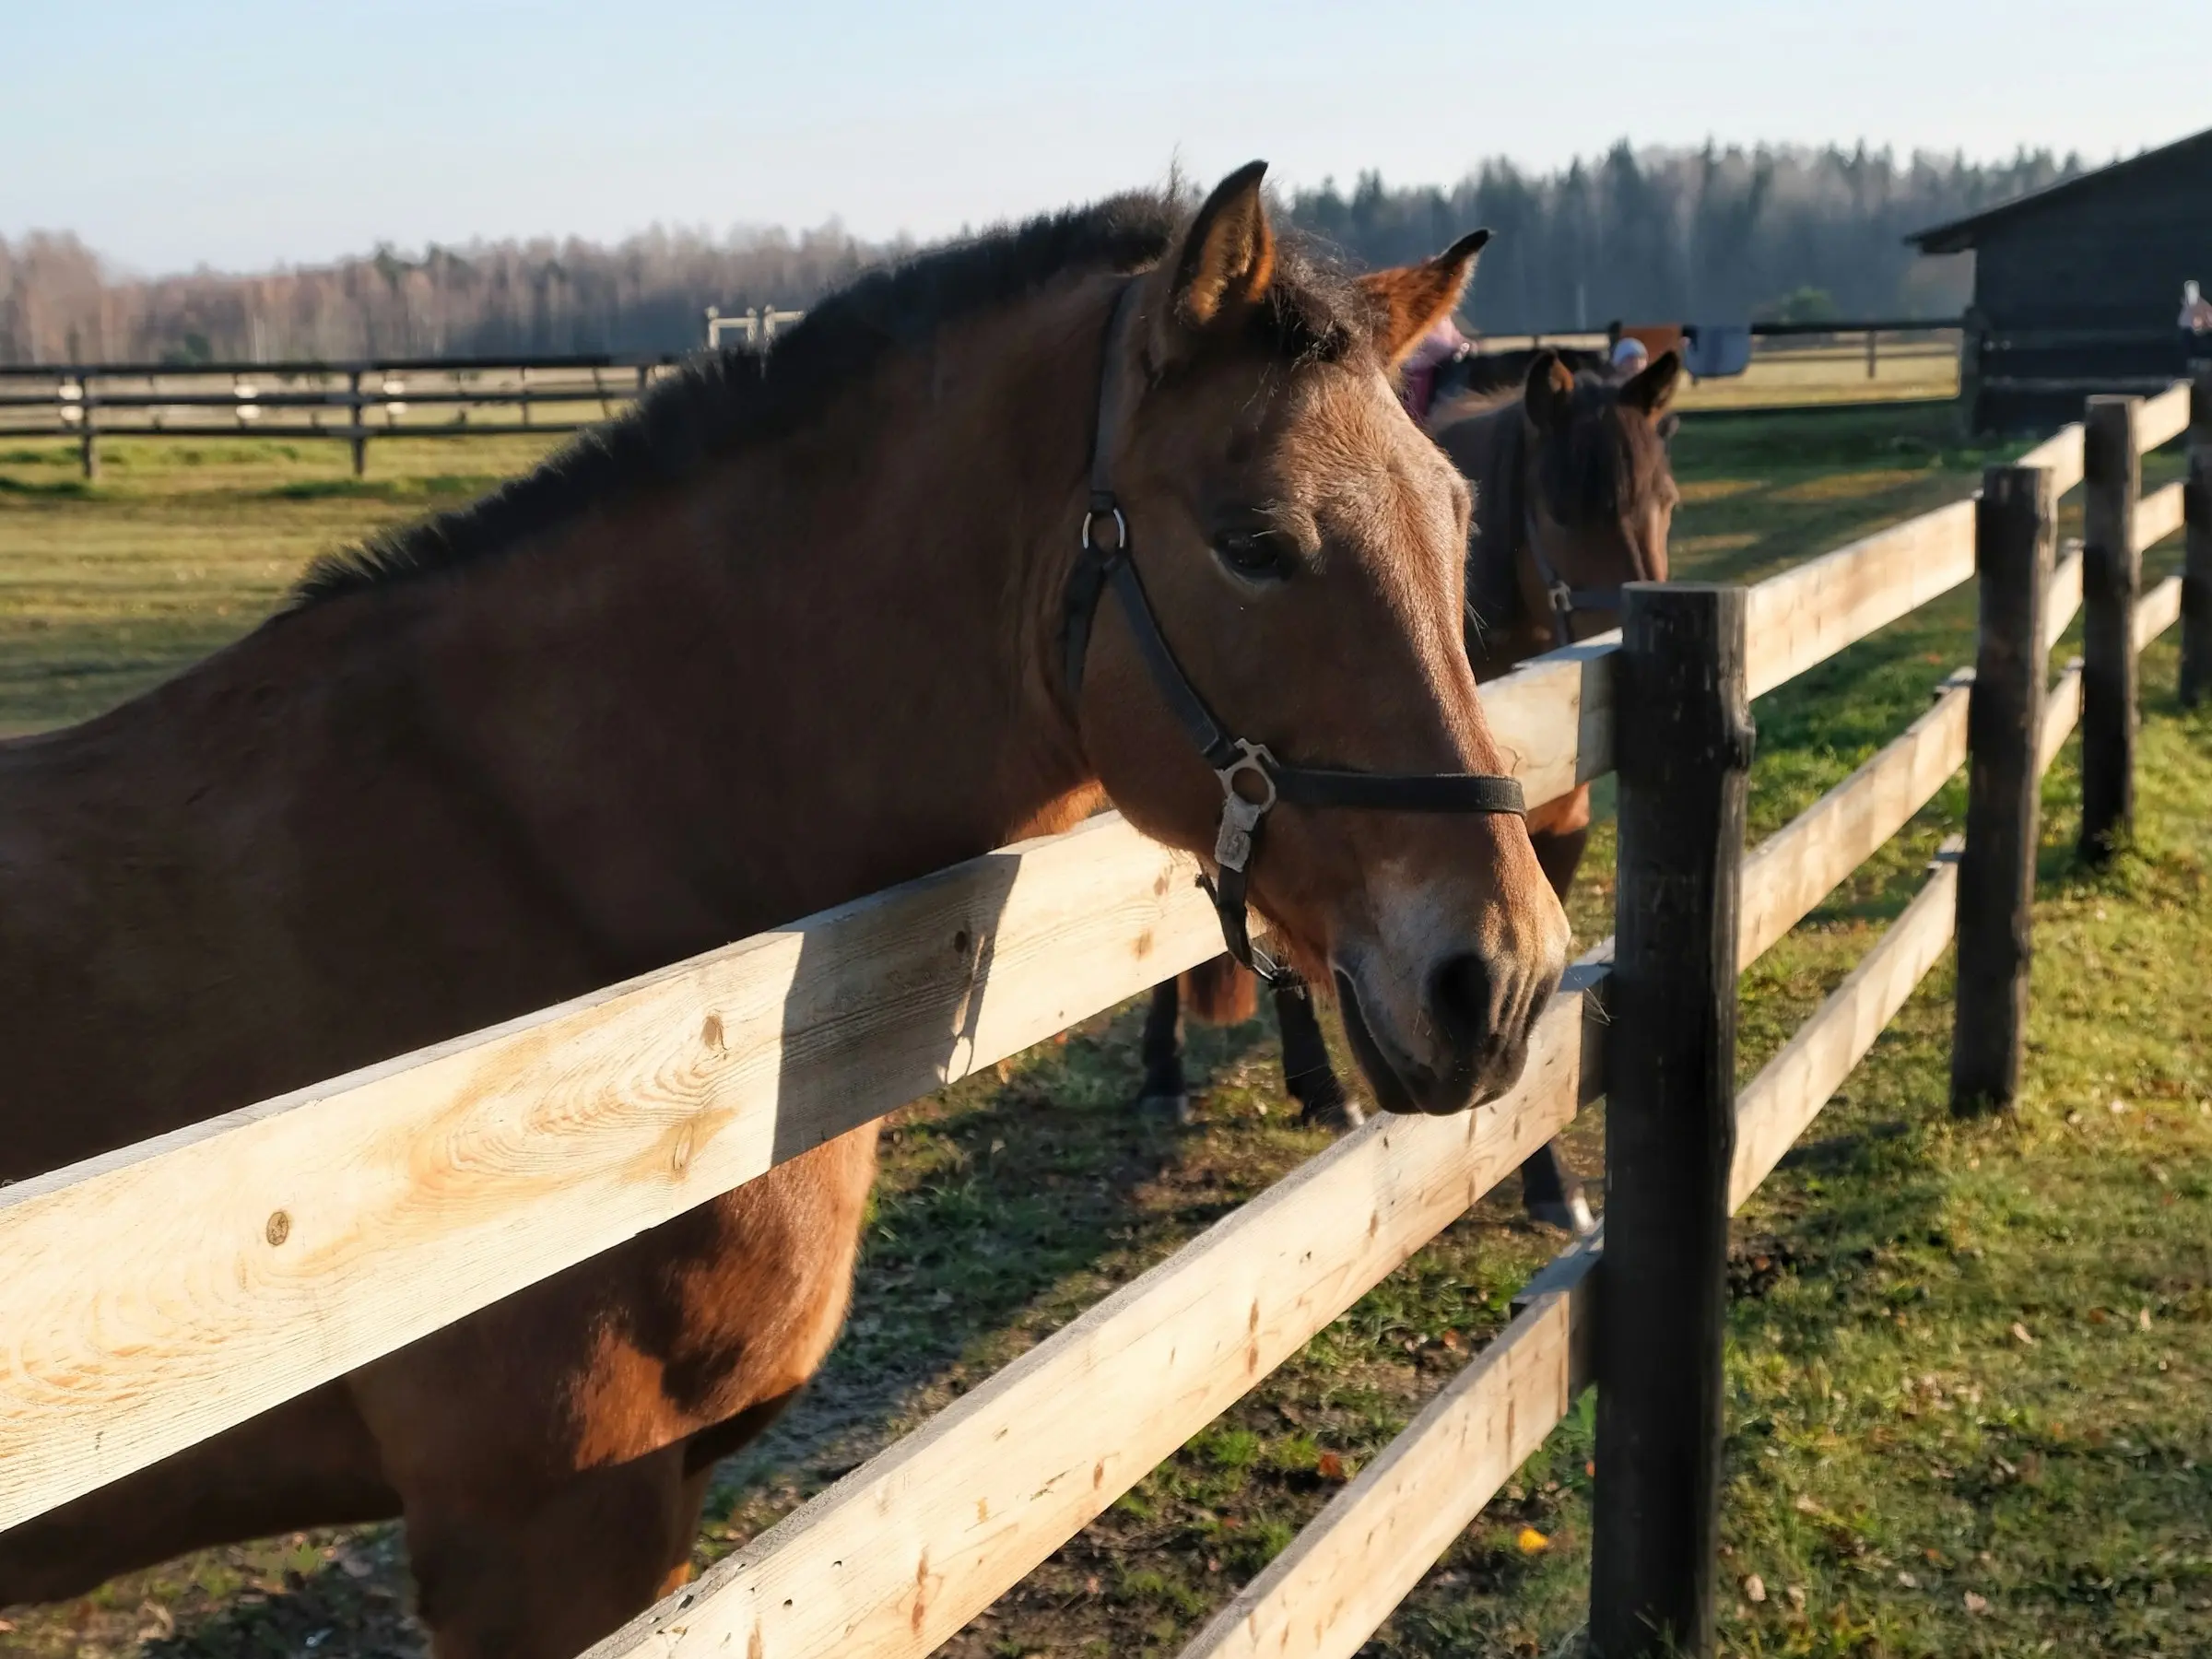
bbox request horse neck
[318,296,1103,947]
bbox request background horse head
[1435,347,1682,669]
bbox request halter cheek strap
[1062,280,1524,987]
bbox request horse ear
[1357,229,1490,366]
[1621,348,1682,416]
[1524,348,1575,429]
[1147,160,1276,365]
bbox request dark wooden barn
[1909,126,2212,431]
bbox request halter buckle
[1213,741,1278,874]
[1547,578,1575,615]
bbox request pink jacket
[1398,319,1468,424]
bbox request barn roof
[1906,125,2212,254]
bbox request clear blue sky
[4,0,2200,275]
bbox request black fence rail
[0,355,688,478]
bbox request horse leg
[1517,806,1596,1233]
[402,1444,708,1659]
[0,1380,396,1608]
[1137,977,1190,1123]
[1274,982,1362,1133]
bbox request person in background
[2181,279,2212,364]
[1398,314,1469,425]
[1609,335,1650,380]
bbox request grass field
[0,401,2205,1659]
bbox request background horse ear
[1621,348,1683,416]
[1356,229,1489,366]
[1146,160,1276,368]
[1524,347,1575,429]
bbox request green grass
[1,406,2205,1658]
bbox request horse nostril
[1426,951,1498,1053]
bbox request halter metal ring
[1547,578,1575,615]
[1080,506,1128,553]
[1217,739,1278,811]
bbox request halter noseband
[1061,280,1526,988]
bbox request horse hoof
[1295,1090,1366,1135]
[1139,1093,1194,1125]
[1525,1192,1597,1236]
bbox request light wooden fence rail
[5,373,2206,1659]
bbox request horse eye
[1212,528,1291,579]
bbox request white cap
[1611,337,1649,370]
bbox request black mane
[290,191,1363,609]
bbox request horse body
[1,171,1566,1656]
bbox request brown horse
[1137,347,1681,1229]
[0,166,1567,1656]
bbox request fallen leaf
[1898,1570,1920,1588]
[1794,1493,1821,1514]
[1316,1452,1347,1482]
[1585,1460,1596,1478]
[1744,1573,1767,1603]
[2109,1099,2128,1115]
[1085,1575,1100,1596]
[1516,1526,1550,1555]
[1964,1591,1991,1614]
[2010,1322,2035,1347]
[2138,1307,2154,1332]
[1787,1584,1807,1609]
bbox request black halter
[1060,281,1526,987]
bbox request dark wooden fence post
[2183,370,2212,708]
[1591,583,1752,1659]
[1952,465,2053,1116]
[348,371,369,477]
[2079,395,2140,862]
[78,374,99,482]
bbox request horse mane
[290,192,1368,610]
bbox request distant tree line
[0,142,2084,365]
[1287,142,2083,333]
[0,224,889,365]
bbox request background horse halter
[1061,278,1526,988]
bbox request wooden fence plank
[2138,381,2192,453]
[1743,500,1976,700]
[0,813,1228,1532]
[2136,480,2185,553]
[1729,841,1961,1213]
[1477,631,1618,809]
[2017,420,2088,499]
[2046,547,2083,653]
[2136,576,2183,654]
[2041,662,2084,778]
[1736,677,1969,969]
[1173,1249,1598,1659]
[584,973,1606,1659]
